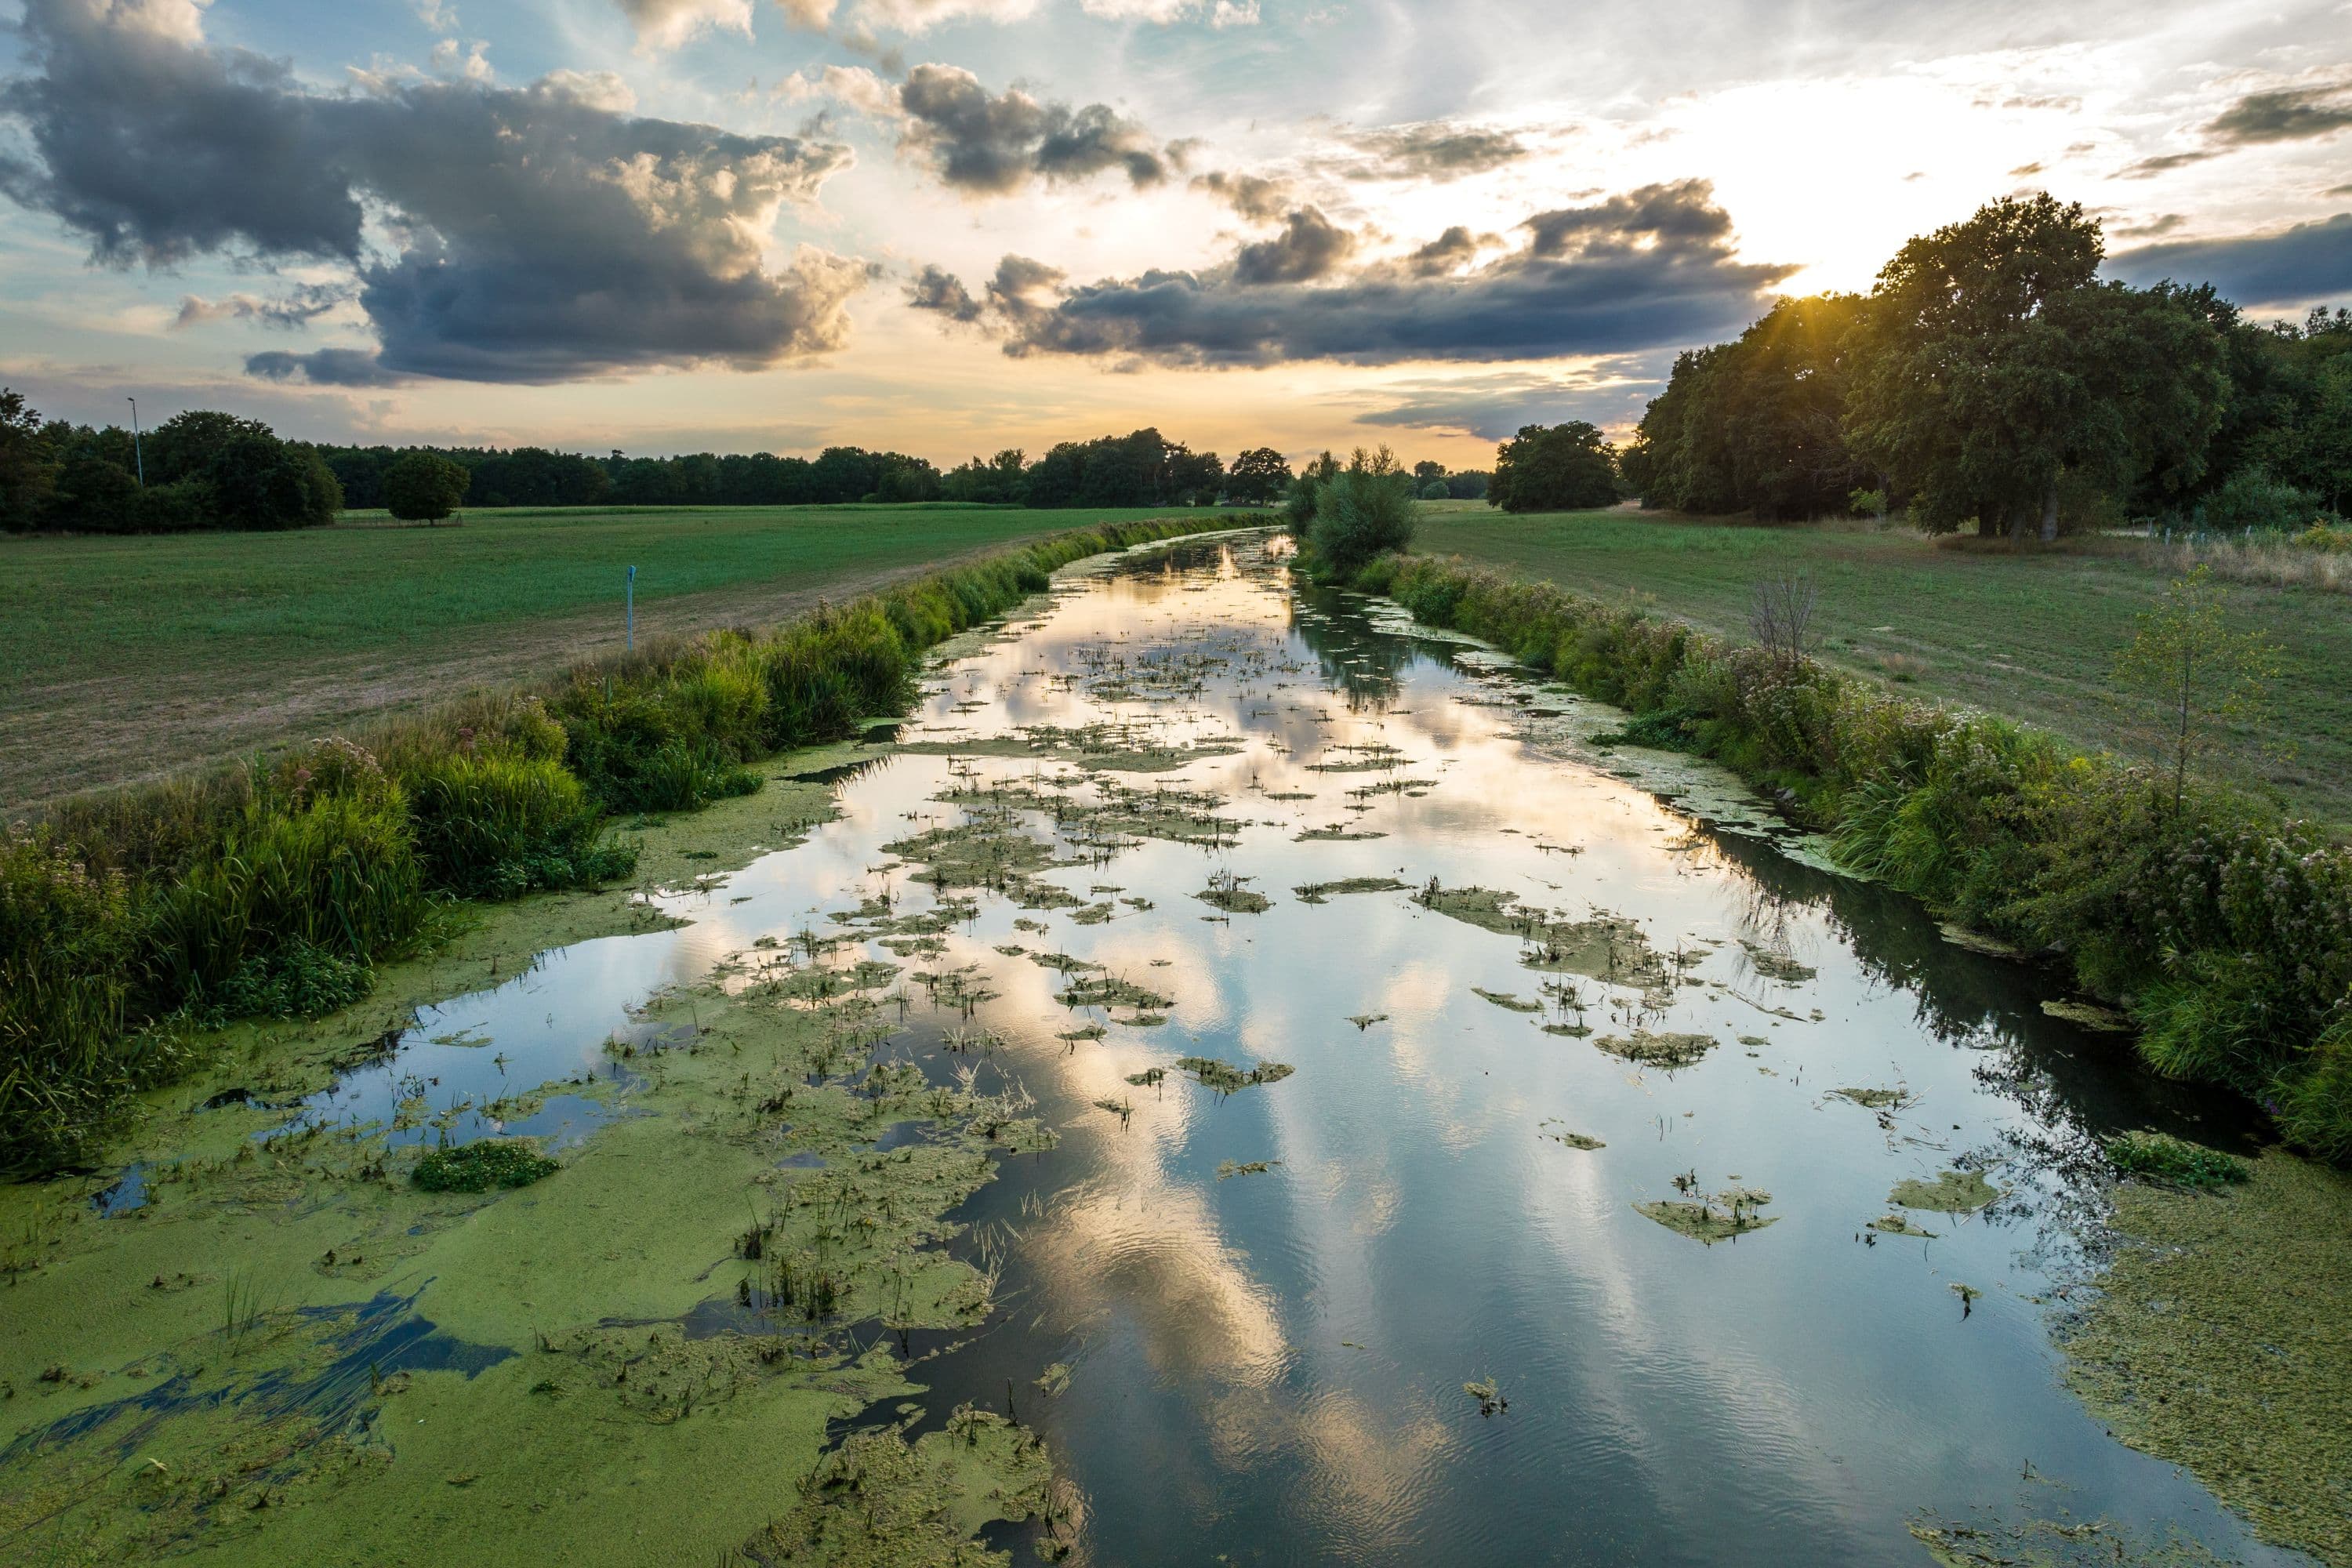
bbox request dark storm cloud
[1191,169,1292,222]
[2205,80,2352,145]
[1232,208,1355,284]
[2107,212,2352,308]
[1354,364,1663,441]
[1338,122,1530,181]
[0,0,865,383]
[895,64,1165,195]
[245,347,410,387]
[907,180,1794,368]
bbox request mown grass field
[1412,504,2352,823]
[2,503,1196,807]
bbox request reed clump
[1,514,1237,1177]
[1352,550,2352,1161]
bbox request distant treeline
[1613,194,2352,535]
[0,404,1490,532]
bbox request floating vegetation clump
[1867,1213,1937,1238]
[1474,988,1542,1012]
[1217,1159,1280,1179]
[1345,1012,1388,1031]
[1889,1168,2001,1214]
[1936,923,2024,959]
[1739,941,1816,983]
[1293,877,1408,904]
[1828,1086,1916,1111]
[1297,824,1387,841]
[412,1138,558,1193]
[1464,1377,1507,1416]
[1124,1067,1165,1087]
[1636,1181,1777,1244]
[1592,1030,1716,1069]
[2042,999,2134,1033]
[1539,1120,1604,1150]
[1177,1057,1294,1094]
[1057,975,1173,1011]
[2104,1130,2249,1190]
[1196,873,1272,914]
[1415,884,1671,991]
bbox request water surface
[306,537,2296,1563]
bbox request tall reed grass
[0,514,1237,1176]
[1354,551,2352,1160]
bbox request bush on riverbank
[0,514,1239,1176]
[1354,550,2352,1159]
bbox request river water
[303,534,2292,1563]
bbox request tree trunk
[2038,484,2060,543]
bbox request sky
[2,0,2349,469]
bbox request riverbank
[0,503,1221,808]
[1409,508,2352,823]
[2,514,1243,1181]
[0,757,1062,1563]
[1349,548,2351,1160]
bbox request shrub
[1419,479,1450,500]
[413,1138,559,1192]
[403,746,635,899]
[1308,449,1417,575]
[2196,466,2319,535]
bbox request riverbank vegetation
[1345,548,2352,1159]
[0,515,1235,1177]
[1406,508,2352,822]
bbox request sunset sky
[3,0,2349,468]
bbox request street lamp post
[126,397,145,487]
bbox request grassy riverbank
[0,764,1058,1565]
[0,502,1210,806]
[1350,548,2352,1157]
[1412,506,2352,823]
[1,515,1240,1178]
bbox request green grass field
[1413,505,2352,822]
[2,503,1198,807]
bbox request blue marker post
[626,565,636,651]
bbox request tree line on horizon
[0,402,1490,532]
[1602,193,2352,537]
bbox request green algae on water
[1539,1120,1603,1150]
[1867,1213,1937,1238]
[1216,1160,1280,1179]
[1473,988,1541,1013]
[1635,1184,1777,1245]
[1176,1057,1294,1094]
[1293,877,1408,904]
[2104,1131,2248,1191]
[1196,873,1272,914]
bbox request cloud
[2111,212,2186,240]
[173,283,354,330]
[2205,78,2352,146]
[1338,121,1530,181]
[775,64,900,118]
[1406,226,1485,276]
[909,179,1795,368]
[906,263,982,322]
[2117,150,2216,178]
[614,0,753,51]
[1191,169,1291,221]
[0,0,867,383]
[245,347,412,387]
[1352,365,1661,441]
[895,63,1166,195]
[1232,208,1355,284]
[1076,0,1258,20]
[793,0,1040,32]
[2107,212,2352,309]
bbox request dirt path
[4,547,1019,811]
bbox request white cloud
[775,64,902,119]
[615,0,754,51]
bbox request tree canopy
[1490,422,1620,513]
[383,452,472,523]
